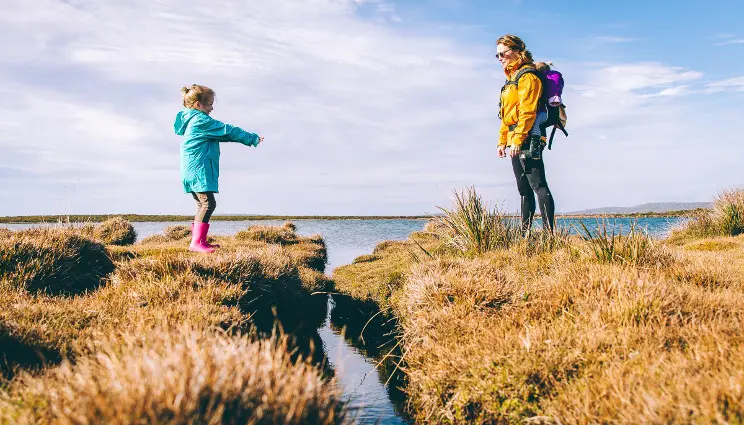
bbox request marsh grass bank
[0,221,349,425]
[332,188,744,424]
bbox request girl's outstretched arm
[193,114,261,147]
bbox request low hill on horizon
[564,202,711,215]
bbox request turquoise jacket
[174,108,260,193]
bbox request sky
[1,0,743,216]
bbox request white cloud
[706,76,744,93]
[574,63,702,93]
[715,34,744,46]
[0,0,742,216]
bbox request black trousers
[510,141,555,232]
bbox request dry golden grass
[0,222,343,423]
[1,225,331,360]
[333,231,438,310]
[0,227,114,295]
[93,216,137,245]
[334,215,744,424]
[137,224,192,244]
[1,324,347,425]
[670,188,744,243]
[165,224,192,239]
[237,222,300,245]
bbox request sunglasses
[495,49,512,59]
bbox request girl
[174,84,264,253]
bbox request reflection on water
[319,297,409,425]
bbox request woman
[496,34,555,233]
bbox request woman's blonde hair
[496,34,534,65]
[181,84,215,109]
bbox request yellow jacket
[499,61,543,149]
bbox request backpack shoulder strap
[499,66,543,119]
[506,67,539,87]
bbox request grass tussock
[428,187,570,258]
[577,219,675,268]
[333,231,439,309]
[684,239,739,252]
[287,234,328,272]
[670,188,744,242]
[112,243,327,332]
[0,227,114,295]
[352,254,379,264]
[1,324,348,425]
[431,187,522,255]
[93,216,137,245]
[237,225,299,245]
[137,225,192,245]
[165,224,192,240]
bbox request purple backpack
[543,70,564,106]
[540,69,568,149]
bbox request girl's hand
[259,136,265,144]
[510,145,521,158]
[497,146,506,158]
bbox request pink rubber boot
[191,223,220,249]
[189,222,215,253]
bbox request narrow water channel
[134,219,426,424]
[4,217,682,423]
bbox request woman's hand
[510,145,521,158]
[497,146,506,158]
[258,136,265,144]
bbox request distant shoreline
[0,209,705,224]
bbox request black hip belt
[508,124,516,131]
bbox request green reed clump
[431,187,522,255]
[713,189,744,235]
[670,188,744,242]
[578,220,674,268]
[517,226,571,256]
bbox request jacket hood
[174,108,203,136]
[505,60,532,78]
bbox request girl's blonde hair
[535,61,553,72]
[496,34,534,65]
[181,84,215,109]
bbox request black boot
[521,194,536,234]
[537,189,555,233]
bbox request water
[3,217,685,424]
[3,216,684,243]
